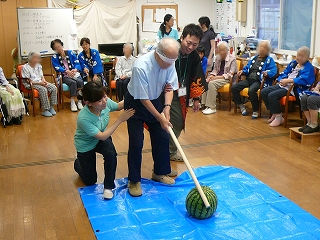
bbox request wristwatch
[164,104,171,108]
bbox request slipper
[170,153,184,162]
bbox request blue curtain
[281,0,313,50]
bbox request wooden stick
[166,121,211,209]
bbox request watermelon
[185,186,218,219]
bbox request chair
[16,64,59,116]
[108,58,118,100]
[233,58,279,116]
[55,72,88,109]
[217,75,234,111]
[233,74,267,115]
[281,67,319,128]
[217,59,243,111]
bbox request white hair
[123,42,134,50]
[298,46,310,58]
[258,40,272,53]
[157,38,180,55]
[217,41,229,50]
[28,52,41,62]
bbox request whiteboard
[17,8,78,57]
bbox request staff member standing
[157,14,179,40]
[124,38,179,197]
[169,24,207,162]
[198,16,216,69]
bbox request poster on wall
[215,1,237,36]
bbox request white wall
[136,0,215,41]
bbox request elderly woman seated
[261,46,315,127]
[202,41,237,114]
[115,43,136,101]
[299,83,320,134]
[51,39,84,112]
[22,52,58,117]
[0,67,25,125]
[232,40,277,119]
[78,37,106,86]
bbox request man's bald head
[157,38,180,60]
[155,38,180,69]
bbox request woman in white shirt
[115,43,136,101]
[0,67,25,125]
[22,52,58,117]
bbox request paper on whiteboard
[155,8,166,22]
[143,22,159,32]
[144,9,154,22]
[165,8,176,19]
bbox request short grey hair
[157,38,180,55]
[258,40,272,53]
[217,41,229,50]
[297,46,310,58]
[28,51,41,62]
[123,42,134,51]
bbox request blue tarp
[79,166,320,240]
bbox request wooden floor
[1,102,320,240]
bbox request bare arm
[117,100,124,110]
[140,91,173,131]
[208,39,216,61]
[95,119,123,141]
[164,90,173,106]
[94,109,135,141]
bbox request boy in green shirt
[74,82,134,199]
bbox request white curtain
[48,0,137,51]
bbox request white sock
[71,98,75,104]
[275,114,282,119]
[309,123,318,128]
[78,100,82,104]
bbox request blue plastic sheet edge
[78,165,320,240]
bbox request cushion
[280,96,296,106]
[110,80,116,89]
[217,83,230,93]
[240,88,260,97]
[62,81,87,92]
[33,89,39,98]
[62,83,70,92]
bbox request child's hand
[119,109,135,122]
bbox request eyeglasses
[156,48,177,64]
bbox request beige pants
[202,79,229,109]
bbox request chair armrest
[108,69,115,85]
[43,73,55,77]
[228,75,234,87]
[286,84,294,98]
[43,73,57,87]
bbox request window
[256,0,280,49]
[256,0,314,51]
[280,0,313,51]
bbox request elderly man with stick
[124,38,180,197]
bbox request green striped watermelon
[185,186,218,219]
